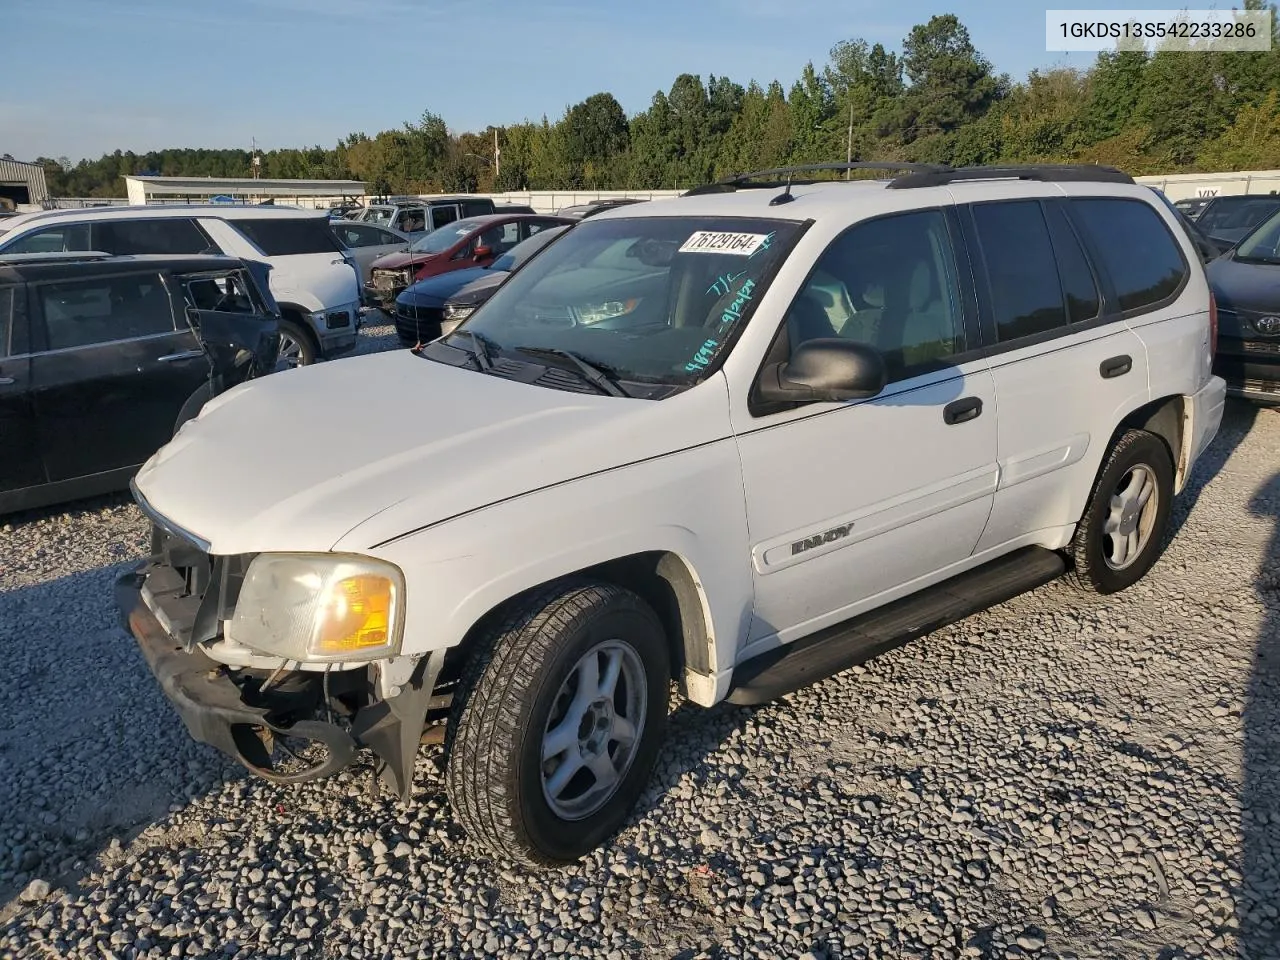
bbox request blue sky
[6,0,1120,162]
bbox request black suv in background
[0,252,281,514]
[1185,194,1280,248]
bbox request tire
[445,579,670,867]
[1068,428,1174,594]
[277,317,318,367]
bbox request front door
[0,283,42,495]
[732,208,999,647]
[29,270,209,482]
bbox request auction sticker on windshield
[679,231,770,256]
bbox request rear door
[0,282,43,495]
[330,222,408,282]
[29,269,209,482]
[962,197,1152,554]
[429,204,461,231]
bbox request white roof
[124,175,366,196]
[0,203,331,235]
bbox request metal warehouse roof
[125,175,367,197]
[0,158,50,203]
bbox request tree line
[30,5,1280,199]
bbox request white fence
[1135,170,1280,200]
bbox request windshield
[1235,208,1280,262]
[491,225,568,272]
[359,207,393,226]
[409,218,486,254]
[1200,197,1280,232]
[446,215,801,386]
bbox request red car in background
[365,213,571,308]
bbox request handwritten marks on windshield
[684,276,759,374]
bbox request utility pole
[846,99,854,180]
[494,127,501,184]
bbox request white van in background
[0,205,362,365]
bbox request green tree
[900,14,1004,147]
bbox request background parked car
[394,223,570,344]
[0,252,281,514]
[555,198,646,220]
[494,204,537,215]
[1188,194,1280,247]
[367,213,570,309]
[1175,197,1213,219]
[1207,207,1280,404]
[329,220,410,285]
[351,196,496,239]
[0,204,361,367]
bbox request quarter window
[231,218,344,256]
[971,201,1068,341]
[1070,198,1187,312]
[787,209,965,381]
[39,273,175,350]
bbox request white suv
[116,163,1226,867]
[0,205,361,365]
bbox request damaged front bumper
[115,566,443,801]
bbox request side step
[726,546,1067,706]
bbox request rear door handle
[943,396,983,425]
[1100,355,1132,379]
[157,350,204,363]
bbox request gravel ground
[1,329,1278,958]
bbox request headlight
[573,298,639,325]
[443,302,475,321]
[229,554,404,662]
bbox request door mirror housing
[473,244,493,260]
[755,339,887,404]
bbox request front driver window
[786,210,965,382]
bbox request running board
[726,546,1067,706]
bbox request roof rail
[0,250,115,265]
[888,164,1134,189]
[683,162,949,196]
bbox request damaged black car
[0,251,282,514]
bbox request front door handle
[943,396,983,425]
[157,350,204,363]
[1100,355,1132,379]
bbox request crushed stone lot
[1,320,1278,959]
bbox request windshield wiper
[449,329,495,370]
[513,346,628,397]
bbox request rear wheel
[1068,429,1174,594]
[277,317,318,367]
[445,580,670,867]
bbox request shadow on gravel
[0,561,245,917]
[1166,399,1257,545]
[1242,459,1280,959]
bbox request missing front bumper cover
[116,568,442,800]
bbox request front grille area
[394,304,444,342]
[141,521,253,649]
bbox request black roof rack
[683,162,948,196]
[888,164,1134,189]
[682,162,1136,198]
[0,250,114,265]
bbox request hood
[133,351,730,555]
[448,270,509,306]
[371,250,439,271]
[398,267,490,306]
[1208,253,1280,315]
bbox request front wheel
[1068,428,1174,594]
[445,580,670,867]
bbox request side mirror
[755,339,887,404]
[473,244,493,260]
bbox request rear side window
[231,218,343,256]
[1070,199,1187,312]
[971,201,1068,341]
[431,206,460,230]
[93,219,211,255]
[1045,205,1101,324]
[39,273,174,350]
[463,200,494,217]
